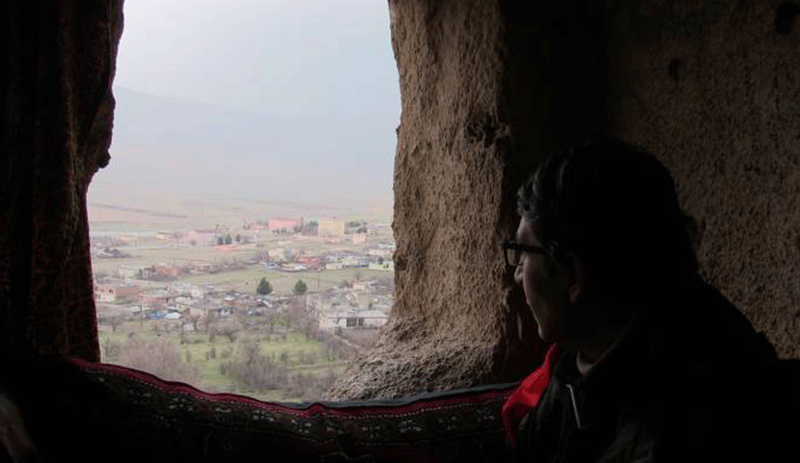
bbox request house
[169,282,204,299]
[94,284,140,303]
[157,265,181,279]
[141,293,173,310]
[140,264,181,280]
[280,263,307,272]
[318,218,345,237]
[351,233,367,244]
[318,309,389,332]
[255,299,274,310]
[268,218,302,232]
[368,260,395,271]
[295,255,321,269]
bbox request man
[502,138,798,462]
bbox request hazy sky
[95,0,400,213]
[115,0,399,117]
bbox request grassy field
[87,191,393,233]
[89,202,393,401]
[91,227,395,290]
[98,320,352,402]
[179,267,391,295]
[90,244,260,275]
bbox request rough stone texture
[326,1,607,400]
[606,0,800,359]
[329,0,800,400]
[327,0,521,400]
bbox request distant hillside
[90,86,394,218]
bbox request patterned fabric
[10,357,516,462]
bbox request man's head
[510,137,699,343]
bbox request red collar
[501,344,563,449]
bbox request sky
[91,0,400,215]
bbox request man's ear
[566,252,587,304]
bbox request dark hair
[517,137,699,302]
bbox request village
[90,215,395,401]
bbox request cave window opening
[87,0,400,403]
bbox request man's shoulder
[645,283,799,458]
[654,282,778,363]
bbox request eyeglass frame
[502,240,548,267]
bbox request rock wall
[326,1,608,399]
[606,0,800,359]
[328,0,800,400]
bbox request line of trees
[216,233,246,245]
[256,278,308,296]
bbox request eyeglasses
[502,240,547,267]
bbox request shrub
[102,338,122,363]
[115,338,200,385]
[283,370,339,401]
[256,278,273,295]
[220,340,288,391]
[292,279,308,296]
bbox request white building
[169,282,205,299]
[368,261,394,271]
[318,309,388,332]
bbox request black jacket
[515,282,799,462]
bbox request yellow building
[318,218,345,237]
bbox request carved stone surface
[606,0,800,359]
[329,0,800,399]
[326,0,608,400]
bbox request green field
[98,320,352,402]
[90,209,393,402]
[179,267,391,295]
[90,227,396,295]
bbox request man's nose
[513,263,523,285]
